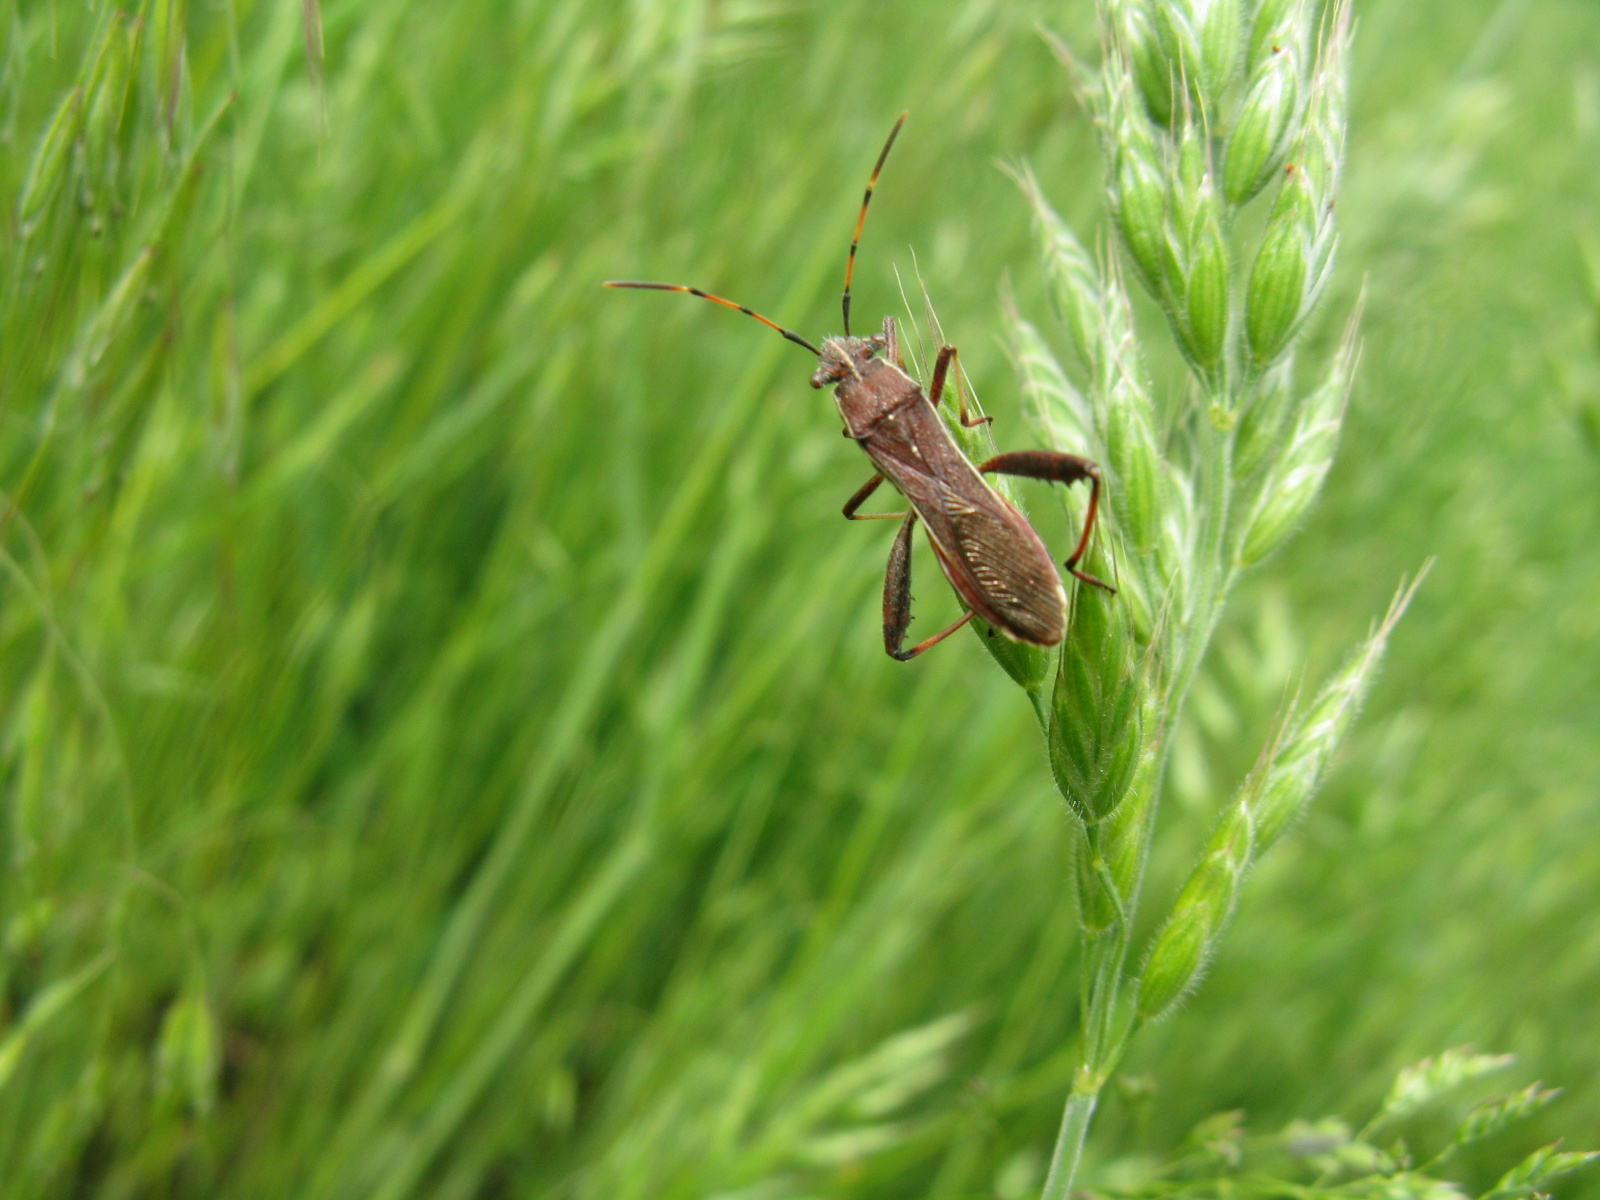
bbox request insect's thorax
[832,358,923,441]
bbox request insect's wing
[928,483,1067,647]
[853,387,1068,647]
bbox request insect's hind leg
[928,345,992,428]
[978,450,1116,593]
[884,511,975,660]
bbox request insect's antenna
[604,281,821,356]
[841,111,907,338]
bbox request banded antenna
[602,281,821,356]
[841,111,908,337]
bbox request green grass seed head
[1183,216,1231,378]
[1102,66,1171,296]
[1076,750,1155,935]
[1135,897,1215,1022]
[1248,0,1308,76]
[1245,166,1317,368]
[1137,802,1252,1023]
[1453,1084,1563,1151]
[1224,40,1304,206]
[1023,172,1108,375]
[1243,230,1311,370]
[1112,151,1171,302]
[1252,574,1421,852]
[1241,311,1357,564]
[1131,0,1244,126]
[1306,2,1352,189]
[1195,0,1243,118]
[1074,824,1121,935]
[1011,311,1095,455]
[1233,358,1296,480]
[1243,6,1346,370]
[1149,124,1234,381]
[1112,0,1177,127]
[1048,566,1145,825]
[1102,373,1162,554]
[84,20,133,191]
[1023,193,1163,555]
[18,86,84,230]
[1146,3,1203,111]
[1170,120,1212,236]
[1486,1145,1600,1200]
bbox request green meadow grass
[1,1,1596,1197]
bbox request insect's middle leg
[979,450,1116,593]
[884,511,976,661]
[928,345,992,428]
[842,472,906,520]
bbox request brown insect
[606,113,1112,660]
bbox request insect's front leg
[884,512,976,660]
[928,345,992,428]
[979,450,1116,593]
[881,315,906,371]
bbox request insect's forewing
[854,377,1067,647]
[929,486,1066,646]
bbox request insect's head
[810,334,887,389]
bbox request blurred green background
[2,0,1597,1196]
